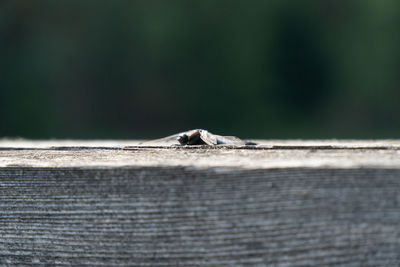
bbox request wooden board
[0,140,400,266]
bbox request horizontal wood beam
[1,140,399,266]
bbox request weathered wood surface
[0,140,400,266]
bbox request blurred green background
[1,1,399,139]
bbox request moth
[139,129,257,146]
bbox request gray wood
[0,140,400,266]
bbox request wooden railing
[1,140,399,266]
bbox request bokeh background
[1,1,399,139]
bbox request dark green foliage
[1,1,399,139]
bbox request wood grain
[0,140,399,266]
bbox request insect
[139,129,257,146]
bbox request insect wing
[139,133,182,146]
[199,130,218,145]
[216,135,246,145]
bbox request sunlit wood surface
[1,140,399,266]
